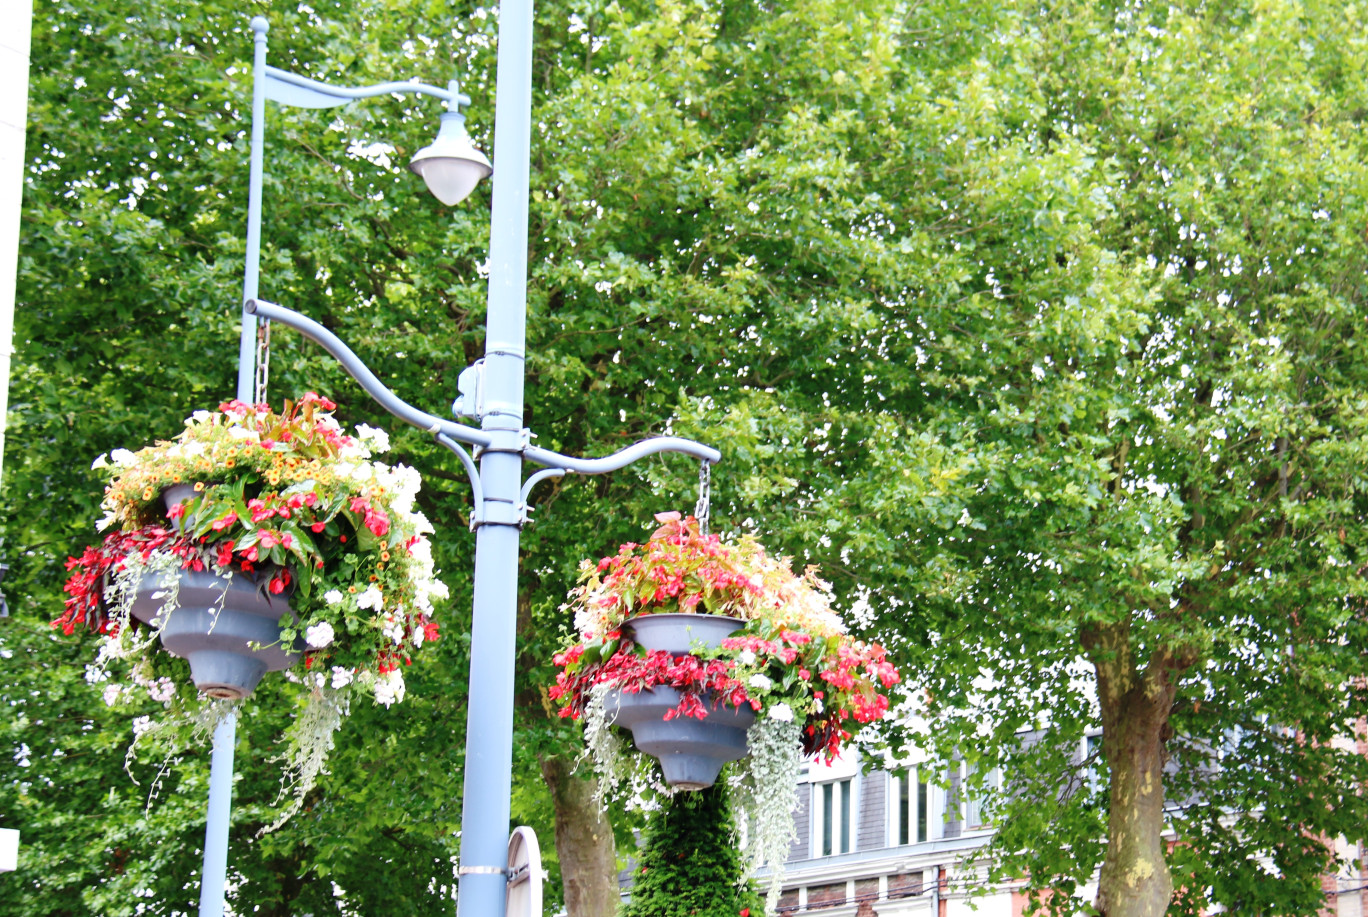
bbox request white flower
[381,613,405,644]
[356,586,384,611]
[102,684,123,706]
[96,510,120,531]
[91,453,110,470]
[738,650,757,666]
[190,410,214,423]
[748,673,773,692]
[373,670,406,707]
[408,536,433,565]
[227,427,260,441]
[767,702,794,722]
[330,666,353,689]
[813,698,824,714]
[410,510,434,536]
[132,715,154,738]
[148,677,177,704]
[305,622,336,648]
[183,442,206,457]
[355,424,391,453]
[323,589,344,606]
[110,448,138,467]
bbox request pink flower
[211,512,239,532]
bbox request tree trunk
[1086,622,1184,917]
[541,755,620,917]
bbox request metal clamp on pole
[458,865,509,876]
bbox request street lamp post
[209,10,721,917]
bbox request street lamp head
[409,110,492,206]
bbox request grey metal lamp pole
[213,9,720,917]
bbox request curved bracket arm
[245,299,492,449]
[263,66,470,111]
[524,438,720,475]
[519,468,568,505]
[436,433,486,530]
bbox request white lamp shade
[409,111,492,206]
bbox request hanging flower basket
[549,511,902,912]
[54,394,450,826]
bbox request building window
[889,770,930,846]
[813,778,854,856]
[964,766,1001,831]
[1084,733,1104,794]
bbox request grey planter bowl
[161,482,199,533]
[130,568,302,700]
[605,686,756,790]
[623,612,744,656]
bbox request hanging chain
[694,460,711,536]
[254,318,271,406]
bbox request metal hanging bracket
[695,460,712,536]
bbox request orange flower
[194,482,205,492]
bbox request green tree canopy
[5,1,1368,916]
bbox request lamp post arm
[244,299,492,448]
[524,438,720,474]
[519,467,567,505]
[262,66,471,110]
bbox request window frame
[887,768,933,847]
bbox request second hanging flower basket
[550,511,902,911]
